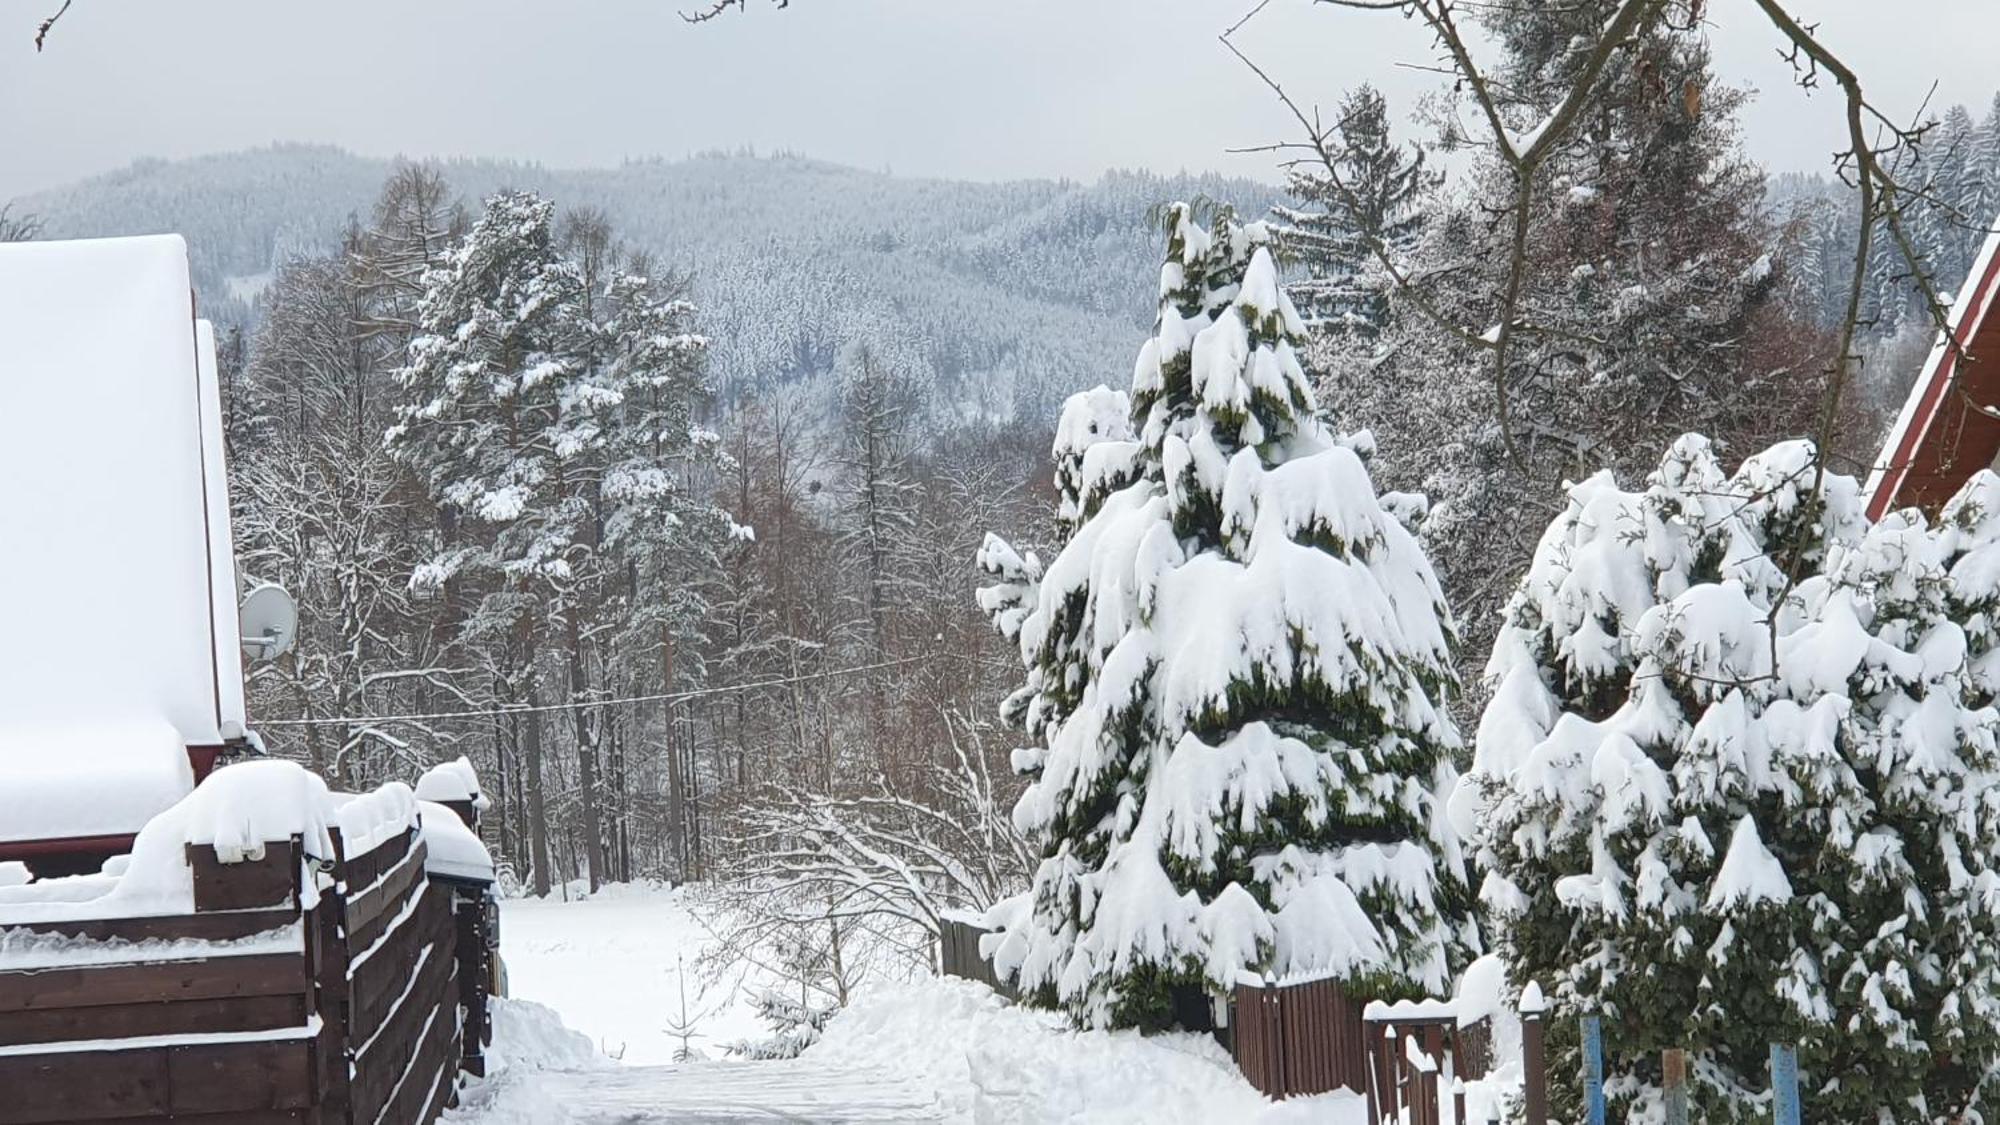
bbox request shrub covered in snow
[1471,438,2000,1123]
[979,203,1471,1031]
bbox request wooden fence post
[1771,1043,1801,1125]
[1520,984,1549,1125]
[1663,1047,1688,1125]
[1580,1014,1607,1125]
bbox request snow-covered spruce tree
[983,203,1471,1031]
[1473,438,2000,1122]
[1277,83,1437,337]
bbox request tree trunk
[569,613,605,894]
[526,676,551,898]
[662,622,686,881]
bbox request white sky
[0,0,1993,200]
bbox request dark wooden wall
[0,816,492,1125]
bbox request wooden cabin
[0,236,250,874]
[1866,226,2000,518]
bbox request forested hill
[16,145,1284,420]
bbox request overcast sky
[1,0,1994,201]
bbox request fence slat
[1581,1015,1607,1125]
[1772,1043,1801,1125]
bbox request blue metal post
[1771,1043,1801,1125]
[1581,1015,1606,1125]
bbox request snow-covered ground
[452,883,1361,1123]
[493,882,767,1065]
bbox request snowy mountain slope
[16,146,1283,420]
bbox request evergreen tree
[1977,93,2000,226]
[1278,84,1437,335]
[984,203,1470,1030]
[979,384,1137,754]
[385,190,603,893]
[1295,3,1798,723]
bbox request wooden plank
[0,992,307,1046]
[307,892,352,1123]
[0,1046,170,1123]
[2,909,300,944]
[168,1038,316,1114]
[350,887,451,1037]
[344,841,428,954]
[0,953,306,1013]
[161,1104,316,1112]
[340,828,413,902]
[376,981,462,1125]
[354,910,452,1053]
[381,1016,459,1125]
[351,987,446,1125]
[356,932,460,1125]
[189,839,300,913]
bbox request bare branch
[682,0,789,24]
[34,0,70,51]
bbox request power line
[258,652,947,728]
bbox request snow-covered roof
[419,800,494,884]
[0,718,192,846]
[0,236,244,762]
[415,756,490,810]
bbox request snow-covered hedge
[1469,436,2000,1123]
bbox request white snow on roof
[419,800,494,884]
[414,756,489,809]
[0,235,236,762]
[0,717,192,845]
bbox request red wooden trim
[0,834,137,862]
[1872,239,2000,519]
[188,744,226,783]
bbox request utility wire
[258,652,949,728]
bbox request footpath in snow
[447,884,1359,1124]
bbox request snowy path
[454,887,1362,1124]
[473,1058,941,1123]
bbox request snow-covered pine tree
[984,203,1470,1031]
[596,266,738,636]
[1978,93,2000,229]
[1277,83,1437,336]
[1929,105,1984,284]
[386,190,599,596]
[385,190,608,893]
[978,385,1139,762]
[1475,436,2000,1122]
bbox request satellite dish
[239,583,297,661]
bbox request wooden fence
[0,809,493,1125]
[1365,1004,1493,1125]
[1229,976,1491,1120]
[939,916,1494,1120]
[1231,975,1372,1098]
[937,915,1017,1001]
